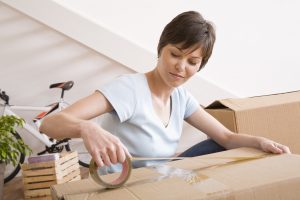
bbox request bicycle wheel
[65,138,91,167]
[4,131,25,184]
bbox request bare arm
[40,91,112,139]
[185,107,291,154]
[40,91,131,167]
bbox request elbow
[39,117,48,135]
[220,130,235,149]
[39,115,57,139]
[39,116,47,133]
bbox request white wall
[55,0,300,97]
[0,0,236,107]
[0,2,206,155]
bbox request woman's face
[157,44,203,88]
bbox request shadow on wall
[0,3,133,155]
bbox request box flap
[205,100,229,109]
[206,90,300,111]
[205,99,246,111]
[52,148,300,200]
[205,108,237,132]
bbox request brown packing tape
[89,154,267,189]
[89,156,132,189]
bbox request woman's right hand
[40,91,129,167]
[79,120,131,167]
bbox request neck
[145,69,173,103]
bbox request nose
[175,60,185,72]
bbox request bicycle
[0,81,91,184]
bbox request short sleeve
[184,90,199,119]
[98,75,136,122]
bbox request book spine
[28,153,59,163]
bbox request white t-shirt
[98,73,199,173]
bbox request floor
[3,167,89,200]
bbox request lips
[169,72,184,79]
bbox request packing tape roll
[89,156,181,189]
[89,156,132,189]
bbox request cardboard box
[51,148,300,200]
[205,91,300,154]
[22,151,81,200]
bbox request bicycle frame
[1,101,67,147]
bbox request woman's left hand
[259,138,291,154]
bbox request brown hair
[157,11,216,71]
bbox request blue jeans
[178,139,226,157]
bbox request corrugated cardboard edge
[206,90,300,111]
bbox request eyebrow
[173,46,202,59]
[174,45,183,51]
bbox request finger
[270,143,283,154]
[116,145,126,163]
[107,147,118,164]
[276,144,291,154]
[283,147,291,154]
[121,143,132,159]
[100,151,112,166]
[92,151,104,168]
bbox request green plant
[0,115,32,165]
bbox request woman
[40,11,290,172]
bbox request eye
[188,60,198,66]
[170,52,180,57]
